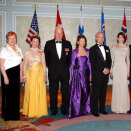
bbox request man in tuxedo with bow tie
[44,27,72,116]
[89,32,111,117]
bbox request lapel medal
[65,48,69,55]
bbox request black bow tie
[56,41,62,44]
[98,44,104,47]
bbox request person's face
[30,38,39,48]
[7,35,16,46]
[117,35,124,44]
[77,38,85,48]
[55,28,63,41]
[96,33,104,44]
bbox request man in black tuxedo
[89,32,111,117]
[44,27,72,116]
[128,45,131,113]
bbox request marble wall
[16,16,131,54]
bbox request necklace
[79,48,85,52]
[31,47,39,51]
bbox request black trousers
[1,65,20,121]
[91,78,107,114]
[49,74,69,113]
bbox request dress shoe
[61,110,68,115]
[92,113,99,117]
[99,111,108,115]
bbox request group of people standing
[0,28,131,121]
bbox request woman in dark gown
[68,35,91,119]
[0,32,23,121]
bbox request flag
[101,8,106,45]
[121,9,127,44]
[78,11,84,35]
[56,7,66,40]
[26,10,39,44]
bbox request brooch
[38,50,44,55]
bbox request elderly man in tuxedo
[44,27,72,116]
[89,32,111,117]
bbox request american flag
[26,10,39,44]
[101,7,106,45]
[121,9,127,44]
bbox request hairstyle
[30,35,41,44]
[6,31,17,43]
[76,34,87,48]
[30,35,41,48]
[95,32,104,43]
[117,32,126,43]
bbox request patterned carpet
[0,106,131,131]
[0,87,131,130]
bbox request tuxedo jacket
[89,44,111,82]
[44,39,72,79]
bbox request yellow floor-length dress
[23,53,48,118]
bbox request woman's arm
[71,51,76,78]
[23,51,28,83]
[0,58,9,85]
[110,46,114,79]
[126,46,130,79]
[41,52,47,82]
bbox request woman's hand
[44,75,47,82]
[110,72,113,79]
[20,75,23,83]
[23,76,27,83]
[127,72,130,79]
[4,76,9,85]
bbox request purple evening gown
[68,48,91,119]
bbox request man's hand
[103,68,110,75]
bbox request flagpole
[124,7,125,13]
[102,6,103,12]
[57,4,59,10]
[32,4,38,11]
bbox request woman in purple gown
[68,35,91,119]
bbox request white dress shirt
[56,41,62,59]
[97,43,106,60]
[0,44,23,70]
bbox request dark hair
[30,35,41,44]
[76,34,87,48]
[117,32,126,43]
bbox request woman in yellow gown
[23,35,48,117]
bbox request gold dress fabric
[111,45,130,113]
[22,48,48,117]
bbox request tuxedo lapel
[96,44,105,62]
[60,41,65,60]
[104,46,108,61]
[52,39,60,60]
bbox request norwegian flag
[101,8,106,45]
[121,9,127,44]
[26,10,39,44]
[56,7,66,40]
